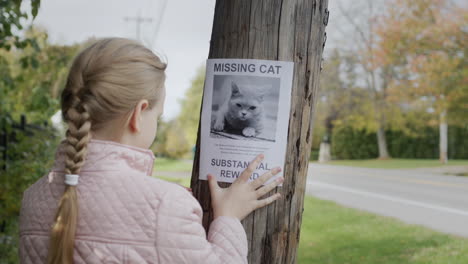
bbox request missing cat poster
[199,58,294,185]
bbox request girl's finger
[251,167,281,190]
[239,154,264,182]
[207,174,220,197]
[255,177,283,198]
[255,193,281,209]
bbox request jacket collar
[52,139,155,176]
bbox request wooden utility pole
[190,1,329,263]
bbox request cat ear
[231,81,241,96]
[257,85,270,101]
[258,94,265,101]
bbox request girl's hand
[207,154,283,221]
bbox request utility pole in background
[191,0,329,263]
[124,10,152,41]
[149,0,168,47]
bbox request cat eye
[249,106,256,110]
[236,103,242,108]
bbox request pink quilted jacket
[19,139,247,263]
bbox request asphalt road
[306,163,468,238]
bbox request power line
[124,10,153,41]
[150,0,168,47]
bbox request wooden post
[190,0,329,263]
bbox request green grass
[154,158,193,172]
[157,158,468,171]
[151,176,468,263]
[320,159,468,169]
[298,196,468,263]
[155,175,191,187]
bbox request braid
[61,55,92,175]
[47,72,91,264]
[64,99,91,175]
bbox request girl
[19,38,283,264]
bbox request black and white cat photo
[213,81,266,137]
[210,75,280,142]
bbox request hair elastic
[65,174,80,186]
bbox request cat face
[228,81,264,121]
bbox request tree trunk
[439,110,448,164]
[377,124,390,159]
[190,1,329,263]
[319,131,331,163]
[318,142,331,163]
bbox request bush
[448,125,468,159]
[330,125,468,160]
[331,126,378,159]
[387,128,438,159]
[0,117,59,264]
[310,149,320,161]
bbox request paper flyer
[199,58,294,184]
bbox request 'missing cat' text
[214,63,282,75]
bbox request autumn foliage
[314,0,467,161]
[375,0,467,122]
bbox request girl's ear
[128,99,149,133]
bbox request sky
[34,0,340,119]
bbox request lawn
[298,196,468,263]
[156,175,191,187]
[321,159,468,169]
[155,158,468,172]
[154,158,193,172]
[156,176,468,263]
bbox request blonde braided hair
[47,38,166,264]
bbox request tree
[151,118,169,157]
[163,120,191,158]
[177,66,205,146]
[336,0,393,159]
[0,0,41,50]
[315,48,408,161]
[190,1,329,263]
[1,0,43,123]
[1,27,80,122]
[375,0,467,163]
[315,49,370,161]
[151,66,205,159]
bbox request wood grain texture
[190,1,329,263]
